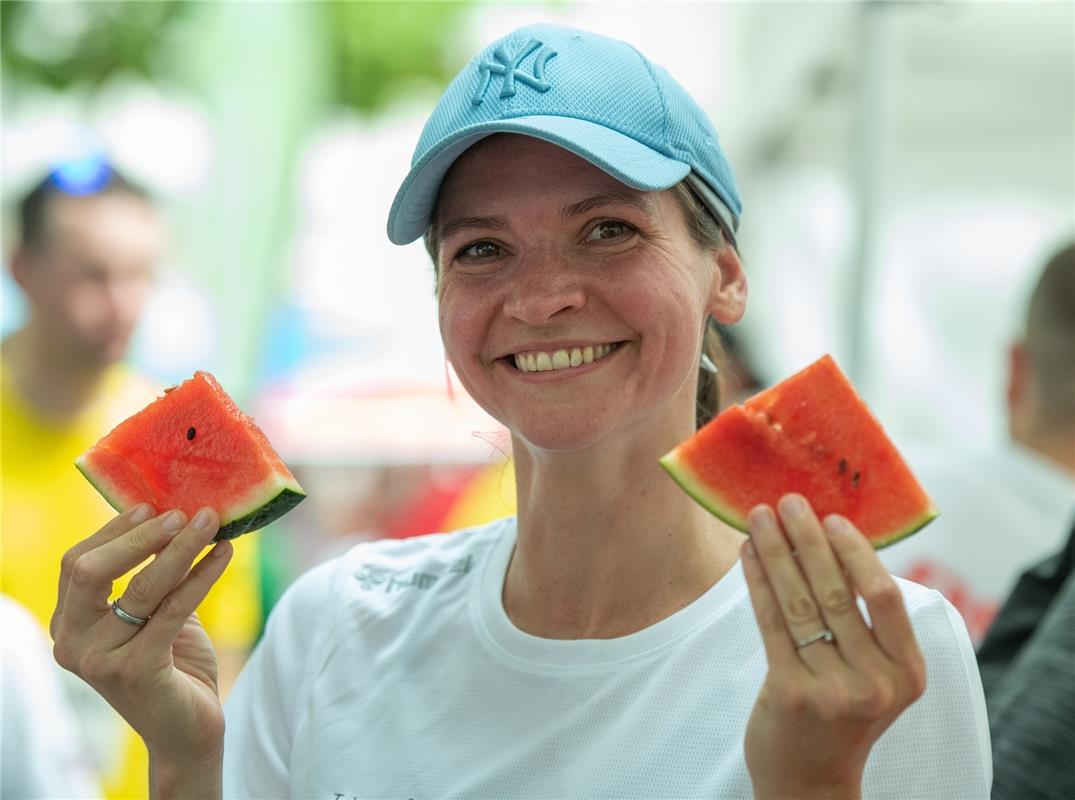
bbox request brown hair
[424,178,736,430]
[669,181,731,429]
[1024,243,1075,427]
[18,164,150,252]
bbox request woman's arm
[150,748,223,800]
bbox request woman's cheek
[438,291,484,371]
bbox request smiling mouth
[510,343,621,373]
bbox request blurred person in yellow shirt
[1,155,262,798]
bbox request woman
[52,24,991,799]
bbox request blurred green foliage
[1,0,476,113]
[326,1,475,112]
[0,1,193,90]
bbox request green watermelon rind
[659,448,938,551]
[75,455,128,519]
[212,485,306,541]
[75,455,306,542]
[659,448,750,531]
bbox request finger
[741,537,801,672]
[56,509,188,638]
[823,514,920,665]
[777,495,876,665]
[54,503,155,636]
[101,508,220,645]
[136,539,233,652]
[749,503,841,673]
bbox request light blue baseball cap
[387,23,742,246]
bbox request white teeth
[514,343,618,373]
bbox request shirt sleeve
[861,587,993,799]
[222,556,343,799]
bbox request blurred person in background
[880,243,1075,643]
[1,594,101,799]
[51,25,989,799]
[1,154,263,798]
[978,519,1074,800]
[973,243,1074,800]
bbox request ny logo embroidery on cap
[472,38,557,105]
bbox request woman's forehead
[436,134,649,220]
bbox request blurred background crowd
[1,2,1072,798]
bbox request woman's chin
[511,419,614,456]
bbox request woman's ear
[9,245,35,295]
[706,244,747,325]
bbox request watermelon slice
[660,355,936,549]
[76,372,305,541]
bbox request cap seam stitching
[636,48,672,157]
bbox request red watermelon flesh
[660,355,936,549]
[76,371,305,541]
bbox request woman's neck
[504,426,745,640]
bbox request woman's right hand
[51,504,233,769]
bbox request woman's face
[434,135,745,453]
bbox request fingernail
[779,494,807,517]
[192,509,211,530]
[748,505,774,527]
[162,510,186,532]
[824,515,848,536]
[130,504,153,524]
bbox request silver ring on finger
[795,628,836,649]
[111,598,150,627]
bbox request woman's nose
[502,258,587,324]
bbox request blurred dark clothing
[977,519,1075,800]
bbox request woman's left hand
[741,494,927,800]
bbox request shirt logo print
[354,555,473,594]
[472,38,557,105]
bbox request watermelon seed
[186,427,196,440]
[852,470,861,489]
[838,458,848,474]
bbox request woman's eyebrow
[560,191,655,220]
[438,191,654,241]
[439,215,507,242]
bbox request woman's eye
[460,240,501,259]
[586,220,633,241]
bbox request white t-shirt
[224,518,992,799]
[880,441,1074,644]
[0,596,101,800]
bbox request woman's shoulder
[888,573,983,666]
[891,574,969,634]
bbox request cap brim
[387,115,691,245]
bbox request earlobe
[707,245,747,324]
